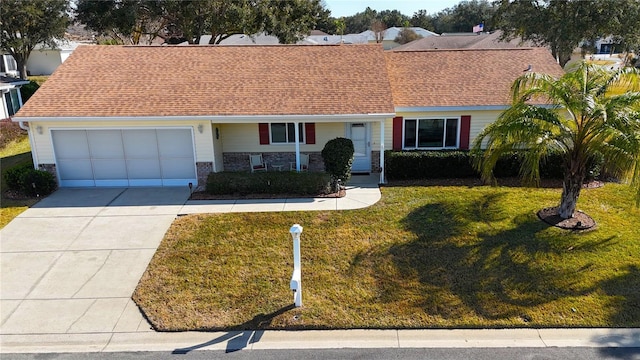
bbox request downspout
[18,120,39,169]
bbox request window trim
[402,117,460,150]
[269,122,306,144]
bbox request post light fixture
[289,223,303,307]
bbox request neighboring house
[359,27,439,50]
[392,30,535,51]
[13,45,563,188]
[26,39,85,76]
[0,76,28,120]
[1,54,28,120]
[299,34,368,45]
[200,33,280,45]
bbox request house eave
[13,113,396,123]
[395,104,557,112]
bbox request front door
[347,123,371,173]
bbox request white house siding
[211,123,224,172]
[26,50,62,76]
[30,119,214,165]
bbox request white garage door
[52,129,197,187]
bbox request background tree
[473,63,640,220]
[0,0,70,79]
[432,0,496,34]
[370,19,386,43]
[410,10,435,32]
[493,0,640,67]
[262,0,328,43]
[395,28,422,45]
[76,0,164,45]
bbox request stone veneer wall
[223,152,325,172]
[196,162,213,186]
[371,151,382,173]
[38,164,58,185]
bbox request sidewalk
[3,328,639,353]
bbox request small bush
[321,137,354,186]
[206,171,331,196]
[3,164,57,197]
[4,163,34,189]
[20,81,40,103]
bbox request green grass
[0,137,38,228]
[134,183,640,331]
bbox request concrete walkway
[1,177,639,353]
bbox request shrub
[206,171,331,196]
[4,164,57,197]
[20,81,40,103]
[4,163,34,189]
[385,150,601,181]
[321,137,354,187]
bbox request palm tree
[473,62,640,219]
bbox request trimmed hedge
[321,137,354,185]
[4,163,57,196]
[206,171,332,195]
[385,150,603,181]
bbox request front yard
[0,137,38,228]
[133,182,640,331]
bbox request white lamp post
[289,224,303,307]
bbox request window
[270,123,305,144]
[4,89,21,116]
[403,118,459,149]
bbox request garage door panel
[157,129,194,157]
[57,160,93,181]
[126,159,161,179]
[88,130,124,159]
[161,158,195,179]
[92,159,127,180]
[123,130,158,158]
[53,130,89,159]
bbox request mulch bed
[537,206,597,230]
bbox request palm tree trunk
[559,171,584,219]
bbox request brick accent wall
[223,152,325,172]
[196,162,213,186]
[38,164,58,185]
[371,151,382,173]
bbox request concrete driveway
[0,187,190,335]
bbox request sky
[323,0,462,18]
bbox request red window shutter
[305,123,315,144]
[258,123,270,145]
[460,115,471,150]
[392,116,403,151]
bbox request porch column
[379,119,385,184]
[294,121,301,172]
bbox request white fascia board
[395,104,558,112]
[13,113,397,123]
[395,105,511,112]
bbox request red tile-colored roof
[16,44,395,118]
[385,48,564,108]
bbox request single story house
[26,39,85,76]
[13,44,563,188]
[359,27,439,50]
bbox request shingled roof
[16,44,395,118]
[385,48,565,108]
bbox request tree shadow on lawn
[361,192,619,325]
[172,304,295,354]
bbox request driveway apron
[0,187,190,335]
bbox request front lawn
[134,183,640,331]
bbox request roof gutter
[13,113,397,123]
